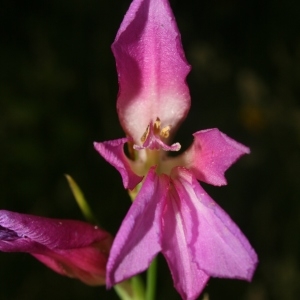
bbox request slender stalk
[65,174,98,224]
[146,258,157,300]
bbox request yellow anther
[160,125,171,138]
[140,117,172,142]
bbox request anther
[160,125,171,138]
[154,117,161,134]
[141,125,150,143]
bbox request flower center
[140,118,171,143]
[134,117,181,152]
[129,117,182,178]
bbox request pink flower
[0,210,113,286]
[94,0,257,299]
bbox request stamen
[153,117,161,134]
[141,125,150,143]
[137,117,177,151]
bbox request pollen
[160,125,171,138]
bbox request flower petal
[178,128,250,186]
[0,210,113,285]
[0,210,110,251]
[113,0,191,143]
[172,168,258,280]
[161,184,210,300]
[106,167,168,287]
[32,241,109,286]
[94,138,143,190]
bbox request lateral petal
[161,184,210,300]
[172,168,258,281]
[113,0,191,143]
[94,138,143,190]
[179,128,250,186]
[106,167,168,287]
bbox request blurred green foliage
[1,0,300,299]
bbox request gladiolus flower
[94,0,258,299]
[0,210,113,286]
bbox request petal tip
[186,128,250,185]
[94,138,143,190]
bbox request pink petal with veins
[161,184,209,300]
[172,168,258,280]
[106,167,167,287]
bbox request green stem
[114,281,134,300]
[113,276,145,300]
[146,258,157,300]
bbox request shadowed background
[1,0,300,299]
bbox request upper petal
[161,184,210,300]
[113,0,191,143]
[178,128,250,186]
[94,138,143,190]
[172,168,258,281]
[106,167,168,287]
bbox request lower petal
[161,185,209,300]
[172,167,258,281]
[106,167,168,287]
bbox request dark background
[1,0,300,299]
